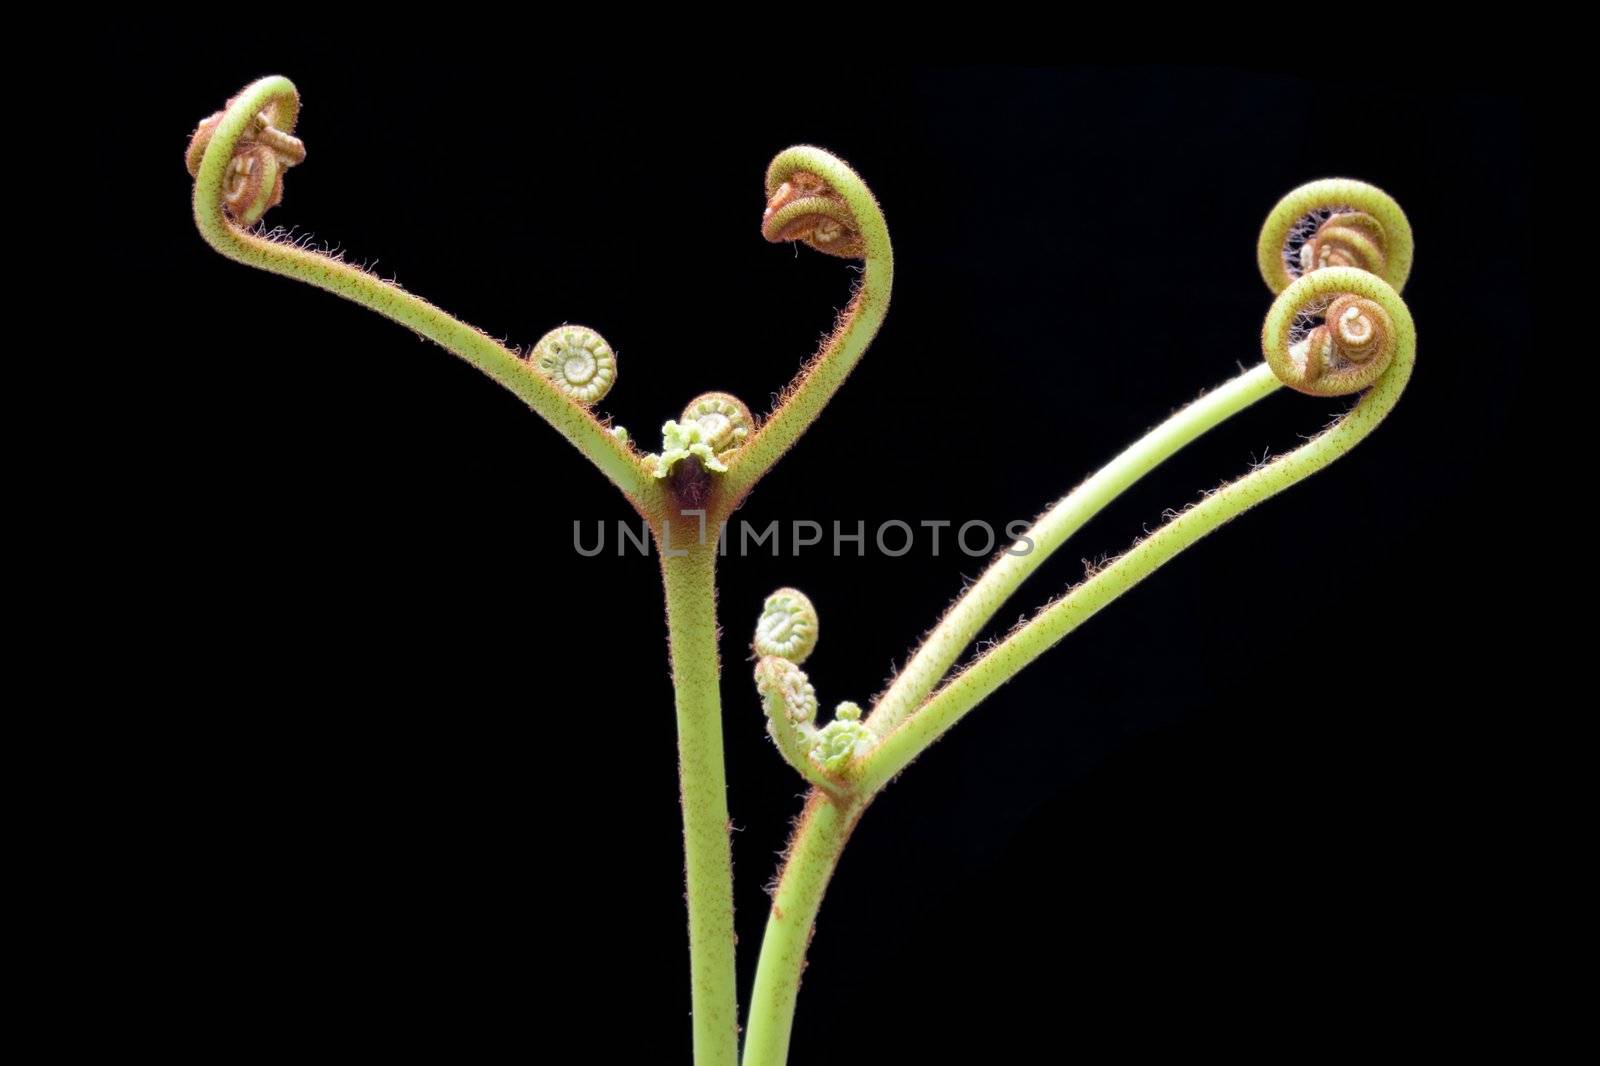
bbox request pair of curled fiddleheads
[857,259,1415,794]
[858,178,1416,748]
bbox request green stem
[190,76,659,512]
[742,792,860,1066]
[662,540,739,1066]
[867,362,1282,739]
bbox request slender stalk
[867,363,1282,738]
[662,539,739,1066]
[742,792,860,1066]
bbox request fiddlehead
[753,588,819,664]
[648,392,757,481]
[1265,289,1397,397]
[751,592,868,796]
[186,76,657,510]
[755,657,866,798]
[1256,179,1414,295]
[811,702,876,773]
[532,326,617,405]
[762,169,865,258]
[187,91,305,227]
[718,147,894,505]
[756,656,821,759]
[683,392,755,454]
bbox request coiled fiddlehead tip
[187,79,306,228]
[754,587,819,664]
[762,147,868,259]
[1257,179,1414,296]
[1262,266,1413,397]
[756,656,820,730]
[755,655,825,784]
[682,392,755,455]
[532,325,616,405]
[754,658,873,788]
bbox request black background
[118,52,1529,1061]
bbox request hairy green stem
[867,362,1282,739]
[859,268,1415,793]
[662,540,739,1066]
[190,76,658,512]
[742,792,860,1066]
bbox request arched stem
[189,76,660,514]
[867,362,1282,740]
[720,147,894,505]
[862,268,1414,791]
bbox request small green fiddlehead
[647,392,756,481]
[532,326,617,405]
[756,656,819,751]
[1256,179,1414,295]
[753,588,818,664]
[755,655,851,798]
[683,392,755,454]
[810,702,875,773]
[751,592,869,797]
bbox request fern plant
[187,76,1416,1066]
